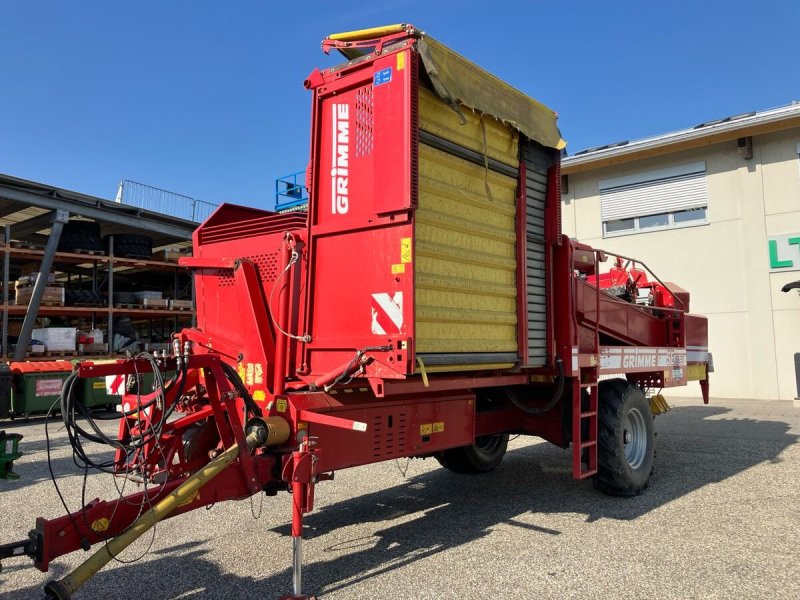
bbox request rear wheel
[594,379,654,496]
[436,434,509,474]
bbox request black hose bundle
[505,357,565,416]
[57,353,183,474]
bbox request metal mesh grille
[355,86,374,157]
[217,251,280,288]
[372,412,407,459]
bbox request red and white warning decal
[106,374,125,396]
[371,292,403,335]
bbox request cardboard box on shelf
[154,248,191,263]
[169,299,194,310]
[142,297,169,309]
[15,286,64,306]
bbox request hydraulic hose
[505,357,565,416]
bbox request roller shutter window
[600,162,708,236]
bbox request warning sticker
[91,518,110,533]
[397,53,405,71]
[432,422,445,433]
[253,389,266,401]
[420,423,433,436]
[391,264,405,274]
[401,238,412,263]
[371,292,404,335]
[246,363,255,386]
[276,398,287,413]
[105,375,125,396]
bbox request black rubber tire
[114,291,137,305]
[594,378,655,497]
[436,434,509,474]
[66,289,103,305]
[58,220,103,252]
[104,234,153,258]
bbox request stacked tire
[65,290,103,305]
[58,221,103,253]
[104,234,152,259]
[113,291,136,305]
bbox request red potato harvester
[0,24,711,600]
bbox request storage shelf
[2,235,195,362]
[23,354,124,363]
[6,246,187,270]
[4,305,195,317]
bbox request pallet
[10,241,45,250]
[115,303,140,309]
[169,300,194,311]
[43,350,73,357]
[71,302,106,308]
[71,249,105,256]
[15,301,65,307]
[78,343,108,354]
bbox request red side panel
[303,46,417,379]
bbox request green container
[75,367,175,411]
[77,376,118,409]
[10,361,73,418]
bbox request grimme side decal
[371,292,403,335]
[331,103,350,215]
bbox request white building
[561,102,800,400]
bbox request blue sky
[1,1,798,210]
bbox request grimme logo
[331,103,349,215]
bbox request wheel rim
[474,435,502,455]
[622,407,648,469]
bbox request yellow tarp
[417,36,566,150]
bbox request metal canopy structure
[0,173,197,247]
[0,173,198,361]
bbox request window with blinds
[600,162,708,236]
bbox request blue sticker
[374,68,392,86]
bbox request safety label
[90,518,110,533]
[105,374,126,396]
[374,68,392,86]
[371,292,404,335]
[401,237,412,263]
[420,422,445,436]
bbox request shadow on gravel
[2,405,796,599]
[0,549,274,600]
[269,404,798,596]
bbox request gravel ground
[0,396,798,599]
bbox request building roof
[0,173,196,249]
[562,101,800,175]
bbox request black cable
[51,352,186,559]
[220,361,262,417]
[45,392,90,551]
[505,357,565,416]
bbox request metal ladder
[572,249,601,479]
